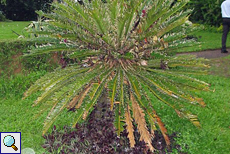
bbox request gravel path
[177,48,230,59]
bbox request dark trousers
[222,18,230,51]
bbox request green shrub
[0,10,7,21]
[0,40,58,75]
[0,0,53,21]
[24,0,210,151]
[203,24,223,33]
[187,0,222,26]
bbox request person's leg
[222,19,230,53]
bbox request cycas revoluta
[23,0,210,151]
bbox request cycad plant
[23,0,210,151]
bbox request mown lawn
[165,66,230,154]
[177,30,230,53]
[0,21,31,40]
[0,21,230,153]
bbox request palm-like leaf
[24,0,210,151]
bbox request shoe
[221,50,228,53]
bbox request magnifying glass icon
[3,135,18,151]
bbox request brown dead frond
[67,84,92,110]
[130,94,154,151]
[153,110,170,146]
[125,105,135,147]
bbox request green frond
[46,21,76,32]
[23,66,81,98]
[123,10,135,39]
[42,88,72,135]
[136,74,178,110]
[141,91,157,136]
[136,70,205,127]
[157,16,189,38]
[88,83,100,100]
[68,49,103,58]
[33,67,90,106]
[117,14,128,47]
[72,68,112,127]
[161,1,188,21]
[110,69,119,111]
[109,0,118,25]
[33,65,104,106]
[163,31,189,43]
[166,69,209,75]
[114,100,125,136]
[141,1,190,39]
[141,69,209,105]
[51,9,92,35]
[114,69,125,136]
[52,3,80,22]
[120,0,145,42]
[43,79,95,134]
[119,69,125,105]
[145,68,209,89]
[143,3,167,32]
[123,0,145,39]
[28,37,60,44]
[90,10,105,35]
[24,44,77,56]
[63,0,88,21]
[41,65,111,133]
[27,30,58,37]
[76,85,94,110]
[126,73,154,120]
[67,84,92,109]
[146,55,209,75]
[126,73,141,99]
[127,73,159,115]
[140,74,176,99]
[36,10,70,26]
[139,70,187,100]
[163,10,192,28]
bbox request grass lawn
[177,30,230,53]
[0,21,230,153]
[0,21,31,40]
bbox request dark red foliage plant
[42,94,186,154]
